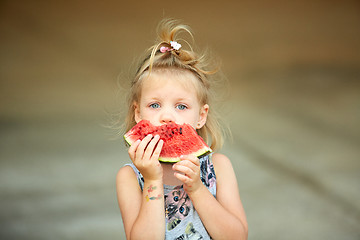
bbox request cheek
[187,112,201,128]
[188,121,198,129]
[175,113,198,127]
[137,108,161,125]
[138,109,150,120]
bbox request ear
[134,102,142,123]
[196,104,209,129]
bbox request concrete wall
[1,1,359,239]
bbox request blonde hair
[124,19,225,151]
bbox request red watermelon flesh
[124,120,212,162]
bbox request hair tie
[160,41,182,53]
[160,46,171,53]
[170,41,181,50]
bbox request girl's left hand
[172,155,202,194]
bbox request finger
[151,139,164,160]
[143,135,160,161]
[173,164,196,178]
[175,156,200,172]
[135,134,153,160]
[180,155,200,167]
[174,172,191,185]
[128,139,141,161]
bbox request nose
[160,108,175,124]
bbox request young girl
[116,19,248,239]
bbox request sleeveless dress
[125,154,217,240]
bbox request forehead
[140,68,201,93]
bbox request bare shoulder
[211,153,234,176]
[211,152,238,191]
[211,152,240,204]
[116,165,137,183]
[116,165,142,207]
[211,153,248,227]
[116,165,141,194]
[116,165,142,237]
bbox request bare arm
[116,168,165,239]
[116,135,166,239]
[173,153,248,239]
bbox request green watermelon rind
[158,146,212,163]
[123,121,212,163]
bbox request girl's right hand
[128,134,164,182]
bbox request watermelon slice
[124,120,212,162]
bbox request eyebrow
[143,96,193,102]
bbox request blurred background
[1,0,359,239]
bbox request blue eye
[179,206,184,213]
[176,104,187,110]
[173,196,179,202]
[149,103,160,109]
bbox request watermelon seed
[179,127,182,134]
